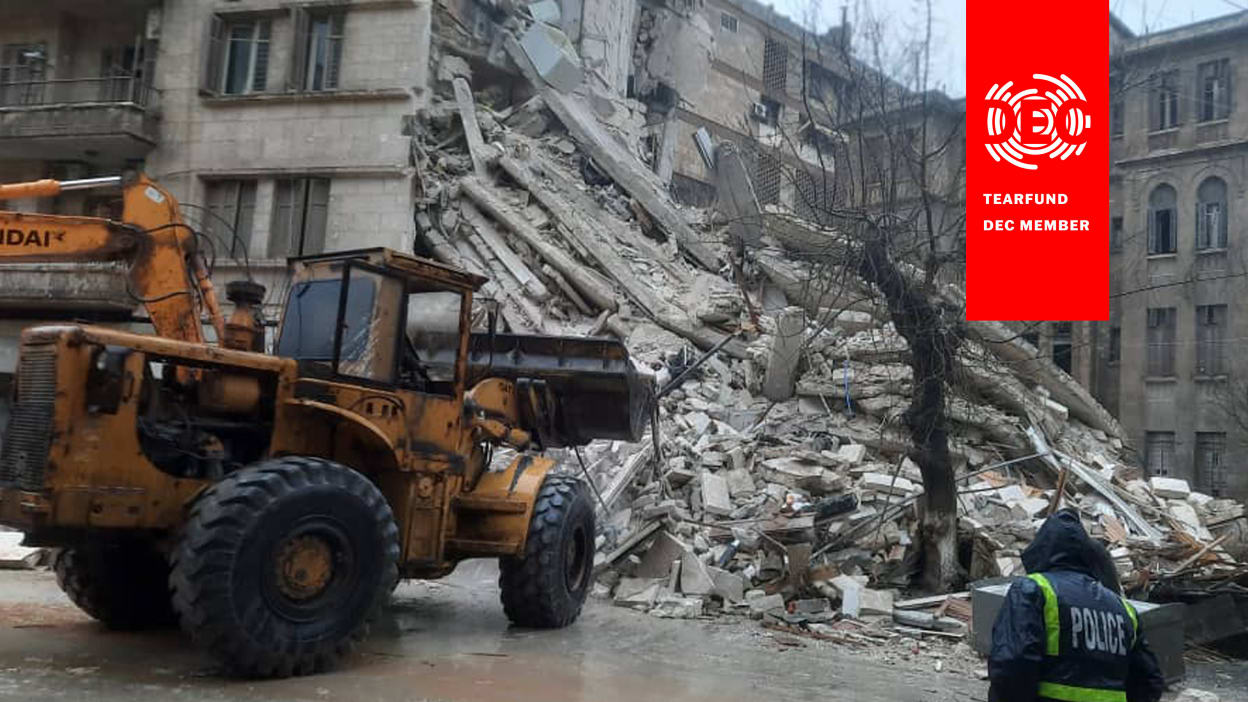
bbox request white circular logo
[985,74,1092,171]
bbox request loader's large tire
[499,474,595,628]
[54,541,177,630]
[170,457,398,678]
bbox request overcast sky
[769,0,1246,98]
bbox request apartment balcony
[0,77,158,165]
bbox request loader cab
[276,248,486,398]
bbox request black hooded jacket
[988,510,1165,702]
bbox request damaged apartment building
[444,0,859,214]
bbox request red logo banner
[966,1,1109,320]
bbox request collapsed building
[0,0,1245,679]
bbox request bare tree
[736,0,968,589]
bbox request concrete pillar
[762,306,805,402]
[655,114,678,184]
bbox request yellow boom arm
[0,174,225,345]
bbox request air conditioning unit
[751,102,770,121]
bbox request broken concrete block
[747,593,786,618]
[518,22,583,92]
[1015,497,1051,519]
[727,446,748,471]
[527,0,562,25]
[860,472,918,496]
[724,467,756,497]
[1167,502,1204,534]
[837,443,868,464]
[816,470,848,495]
[839,582,862,617]
[996,556,1024,577]
[761,457,823,490]
[680,550,716,596]
[0,532,40,569]
[996,484,1026,503]
[686,411,712,437]
[701,451,726,469]
[793,598,830,613]
[701,471,733,517]
[637,531,691,578]
[665,461,696,487]
[1150,476,1191,500]
[708,566,745,602]
[650,595,704,619]
[614,577,663,609]
[762,307,805,401]
[858,588,894,616]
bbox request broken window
[1196,304,1227,375]
[1195,432,1228,496]
[1145,432,1176,477]
[762,38,787,97]
[1108,326,1121,364]
[1051,322,1072,374]
[1146,307,1176,377]
[205,17,271,95]
[204,179,257,258]
[754,151,781,206]
[1110,216,1123,252]
[270,177,331,258]
[1196,177,1228,250]
[1197,59,1231,122]
[1147,184,1177,254]
[1149,70,1180,130]
[720,13,738,33]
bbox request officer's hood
[1021,509,1102,577]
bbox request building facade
[0,0,431,341]
[1094,12,1248,499]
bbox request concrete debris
[0,532,42,569]
[412,12,1248,658]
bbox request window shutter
[1196,203,1205,248]
[200,15,225,94]
[1147,209,1156,253]
[252,19,271,92]
[287,7,310,91]
[269,179,296,258]
[326,13,345,90]
[302,178,331,255]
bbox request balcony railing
[0,77,156,109]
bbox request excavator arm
[0,173,225,344]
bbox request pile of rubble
[417,4,1248,656]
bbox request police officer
[989,509,1165,702]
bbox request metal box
[971,579,1186,684]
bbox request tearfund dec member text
[982,193,1089,232]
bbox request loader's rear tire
[170,457,398,678]
[54,541,177,630]
[499,474,595,628]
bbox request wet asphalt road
[0,560,992,702]
[0,561,1242,701]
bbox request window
[1197,59,1231,122]
[1150,71,1180,130]
[1146,307,1176,377]
[1147,184,1177,254]
[277,277,375,361]
[1051,322,1073,373]
[1108,326,1121,364]
[304,13,345,91]
[1110,216,1123,252]
[720,13,738,32]
[1145,432,1176,477]
[204,18,271,95]
[762,38,787,96]
[269,178,330,258]
[1196,304,1227,375]
[1022,331,1040,350]
[404,290,464,395]
[1195,432,1228,497]
[754,151,781,206]
[1196,177,1228,250]
[204,180,257,258]
[0,43,47,105]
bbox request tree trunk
[856,228,962,592]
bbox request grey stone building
[0,0,431,321]
[1088,11,1248,500]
